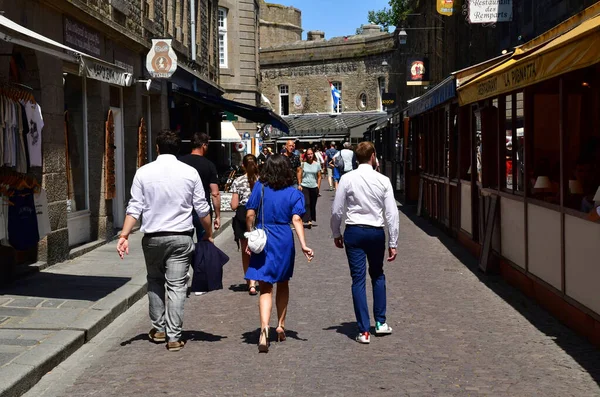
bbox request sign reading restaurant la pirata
[146,39,178,79]
[468,0,513,24]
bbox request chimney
[307,30,325,41]
[361,24,382,35]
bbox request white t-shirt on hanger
[34,189,51,239]
[23,102,44,167]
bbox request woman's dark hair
[156,130,180,155]
[243,154,259,190]
[260,154,294,190]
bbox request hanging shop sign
[81,58,133,86]
[467,0,513,24]
[382,93,397,107]
[407,58,430,86]
[64,17,101,57]
[437,0,454,16]
[146,39,178,79]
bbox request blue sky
[272,0,392,40]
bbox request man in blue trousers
[330,141,399,344]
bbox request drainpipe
[191,0,196,62]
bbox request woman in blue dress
[245,155,314,353]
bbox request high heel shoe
[258,327,270,353]
[276,326,286,342]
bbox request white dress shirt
[330,164,400,248]
[126,154,211,234]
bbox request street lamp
[399,29,407,45]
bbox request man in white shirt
[117,130,212,352]
[330,141,399,344]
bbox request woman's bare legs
[275,281,289,340]
[258,281,273,330]
[240,239,256,291]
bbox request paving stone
[59,301,94,309]
[0,298,11,306]
[4,298,45,308]
[0,307,34,318]
[40,299,67,308]
[0,352,19,366]
[0,339,39,347]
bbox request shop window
[279,85,289,116]
[218,8,228,68]
[530,81,560,204]
[64,74,88,213]
[474,106,483,183]
[563,66,600,213]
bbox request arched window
[359,93,367,109]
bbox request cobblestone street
[26,190,600,397]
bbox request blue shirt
[326,148,338,162]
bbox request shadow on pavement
[183,330,227,342]
[399,205,600,387]
[228,283,249,292]
[242,328,307,344]
[0,273,131,301]
[323,322,357,341]
[120,330,226,347]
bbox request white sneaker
[355,332,370,344]
[194,291,207,296]
[375,322,393,335]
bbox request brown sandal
[249,285,258,296]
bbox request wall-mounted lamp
[381,60,389,67]
[399,29,407,45]
[137,79,153,91]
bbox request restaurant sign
[468,0,513,24]
[146,39,178,79]
[382,93,397,107]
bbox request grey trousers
[142,234,194,342]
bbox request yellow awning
[458,13,600,106]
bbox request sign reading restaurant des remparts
[468,0,513,24]
[64,17,101,57]
[146,39,178,79]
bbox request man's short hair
[156,130,180,155]
[330,142,336,147]
[355,141,375,164]
[343,142,352,149]
[191,132,210,148]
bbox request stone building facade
[0,0,221,273]
[218,0,261,135]
[260,27,395,118]
[258,1,302,49]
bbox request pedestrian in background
[257,146,270,168]
[117,130,213,352]
[230,154,259,296]
[179,133,221,239]
[245,155,314,353]
[325,142,338,191]
[330,141,399,345]
[329,151,342,191]
[339,141,356,177]
[282,139,302,188]
[298,148,322,229]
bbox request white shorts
[327,168,333,178]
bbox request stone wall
[261,54,392,115]
[259,1,302,48]
[260,33,395,115]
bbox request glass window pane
[64,74,87,212]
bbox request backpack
[334,154,345,170]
